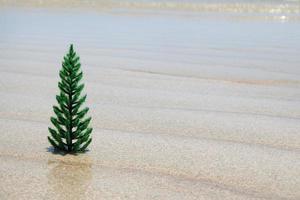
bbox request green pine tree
[48,44,92,153]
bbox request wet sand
[1,4,300,200]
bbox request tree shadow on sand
[46,146,90,156]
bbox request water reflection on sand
[46,156,93,200]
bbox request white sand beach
[0,1,300,199]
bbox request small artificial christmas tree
[48,44,92,153]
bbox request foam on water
[1,0,300,14]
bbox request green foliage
[48,44,92,153]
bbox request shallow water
[1,7,300,82]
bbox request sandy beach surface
[1,1,300,199]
